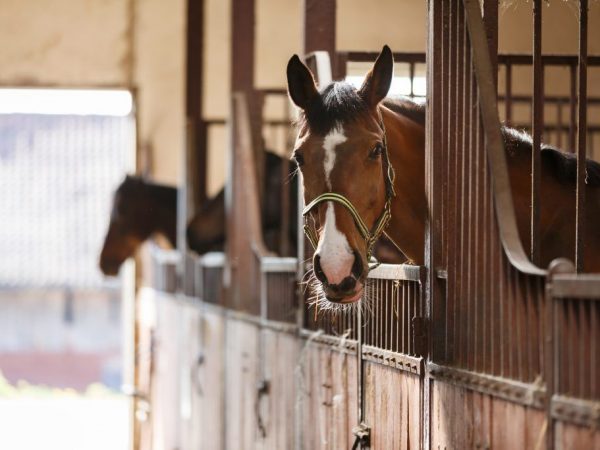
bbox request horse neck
[143,182,178,246]
[380,105,427,264]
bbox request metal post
[531,0,543,265]
[575,0,588,272]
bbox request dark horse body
[287,46,600,304]
[187,151,299,255]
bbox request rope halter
[302,111,397,263]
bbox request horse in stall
[286,45,600,305]
[99,176,177,275]
[100,151,305,276]
[187,151,299,256]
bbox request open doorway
[0,88,135,450]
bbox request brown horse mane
[502,128,600,187]
[117,175,177,207]
[382,97,426,126]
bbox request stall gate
[140,1,600,449]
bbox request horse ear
[359,45,394,107]
[287,55,318,110]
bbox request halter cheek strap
[302,111,401,264]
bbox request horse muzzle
[314,251,366,303]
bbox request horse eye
[369,143,383,160]
[293,151,304,166]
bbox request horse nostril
[337,276,356,293]
[351,251,363,279]
[313,254,328,284]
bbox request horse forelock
[299,81,371,135]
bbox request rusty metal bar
[504,63,513,126]
[186,0,207,206]
[304,0,337,76]
[497,54,600,66]
[557,100,564,148]
[575,0,588,272]
[426,0,447,363]
[531,0,543,265]
[341,51,426,64]
[570,64,578,153]
[463,0,546,276]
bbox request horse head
[287,46,395,304]
[99,175,173,275]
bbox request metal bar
[409,62,416,97]
[505,63,513,126]
[367,263,423,281]
[427,362,546,409]
[497,94,600,105]
[342,51,426,64]
[463,0,546,276]
[497,54,600,66]
[531,0,543,265]
[426,0,447,367]
[557,99,564,148]
[304,0,337,76]
[575,0,588,272]
[570,64,578,153]
[231,0,255,92]
[186,0,207,206]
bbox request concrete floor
[0,394,129,450]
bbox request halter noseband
[302,111,398,263]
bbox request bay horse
[287,45,600,305]
[101,151,307,276]
[100,176,177,275]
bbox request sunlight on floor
[0,375,129,450]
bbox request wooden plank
[556,421,600,449]
[262,329,299,450]
[298,342,357,449]
[225,317,260,450]
[431,381,454,449]
[198,308,225,450]
[524,407,546,450]
[151,294,182,450]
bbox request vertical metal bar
[591,302,598,400]
[505,63,513,126]
[544,279,555,450]
[425,0,444,432]
[570,64,577,154]
[303,0,337,76]
[580,300,590,398]
[426,0,446,365]
[575,0,588,272]
[186,0,207,207]
[450,0,461,367]
[409,62,416,97]
[557,100,564,149]
[531,0,543,265]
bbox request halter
[302,110,399,263]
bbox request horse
[186,150,300,256]
[100,151,304,276]
[286,45,600,305]
[186,149,402,260]
[99,176,177,275]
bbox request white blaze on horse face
[322,126,347,189]
[316,204,354,285]
[316,126,353,285]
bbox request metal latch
[412,316,428,357]
[351,423,371,449]
[256,379,270,438]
